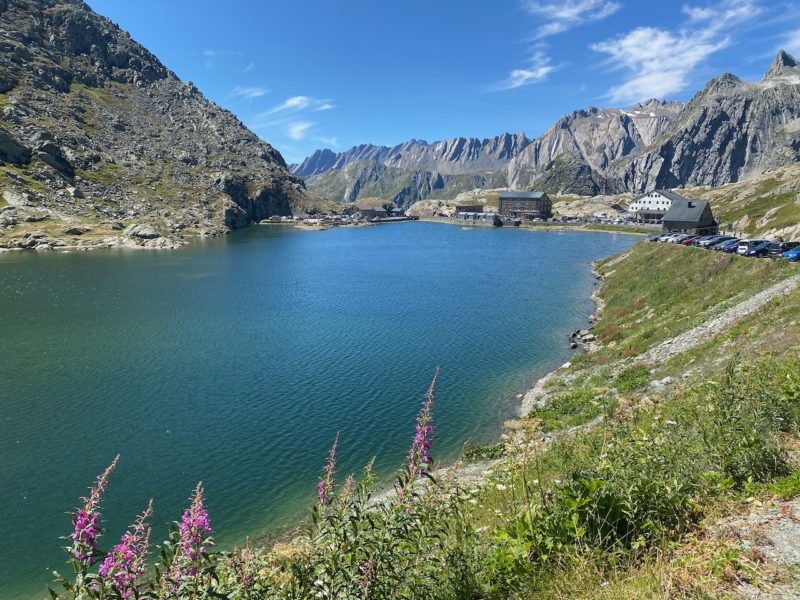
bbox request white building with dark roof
[629,190,690,222]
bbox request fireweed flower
[179,482,212,563]
[165,482,213,589]
[69,455,119,567]
[408,368,439,476]
[317,433,339,505]
[99,500,153,598]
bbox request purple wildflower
[99,500,153,598]
[69,455,119,567]
[179,482,213,564]
[317,433,339,505]
[407,368,439,476]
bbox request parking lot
[650,233,800,261]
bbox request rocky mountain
[298,100,683,204]
[298,52,800,204]
[290,133,532,178]
[607,51,800,192]
[0,0,320,250]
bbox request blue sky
[86,0,800,164]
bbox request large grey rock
[0,127,31,165]
[123,223,160,239]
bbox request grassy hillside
[51,243,800,599]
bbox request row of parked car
[650,233,800,261]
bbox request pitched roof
[662,198,711,223]
[655,189,693,204]
[499,191,547,199]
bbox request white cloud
[783,29,800,56]
[497,51,557,90]
[231,85,269,100]
[265,96,335,115]
[243,61,256,73]
[287,121,313,141]
[592,0,763,105]
[525,0,622,39]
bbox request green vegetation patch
[614,364,651,394]
[463,442,506,463]
[528,386,615,431]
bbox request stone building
[498,191,552,220]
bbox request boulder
[63,225,91,235]
[0,127,31,165]
[123,223,160,239]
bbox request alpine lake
[0,221,638,599]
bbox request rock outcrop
[607,52,800,192]
[0,0,319,250]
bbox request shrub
[614,365,651,394]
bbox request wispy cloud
[782,28,800,56]
[231,85,269,100]
[525,0,622,39]
[591,0,763,105]
[243,61,256,73]
[494,1,618,91]
[495,51,558,90]
[287,121,314,141]
[264,95,335,115]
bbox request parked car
[709,237,739,251]
[781,246,800,262]
[668,234,691,244]
[738,239,771,256]
[766,241,800,258]
[719,239,742,253]
[657,233,679,242]
[690,235,716,246]
[699,235,735,248]
[678,235,700,245]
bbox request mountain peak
[765,50,799,80]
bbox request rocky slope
[608,51,800,192]
[0,0,320,250]
[299,52,800,204]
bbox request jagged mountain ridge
[298,52,800,204]
[0,0,317,249]
[297,100,684,204]
[291,132,532,178]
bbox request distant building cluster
[629,189,719,236]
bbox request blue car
[719,239,741,253]
[782,247,800,262]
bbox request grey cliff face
[0,0,313,249]
[291,133,532,179]
[608,51,800,192]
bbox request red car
[680,236,700,246]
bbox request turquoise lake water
[0,222,637,598]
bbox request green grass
[592,243,795,361]
[528,386,615,431]
[614,364,651,394]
